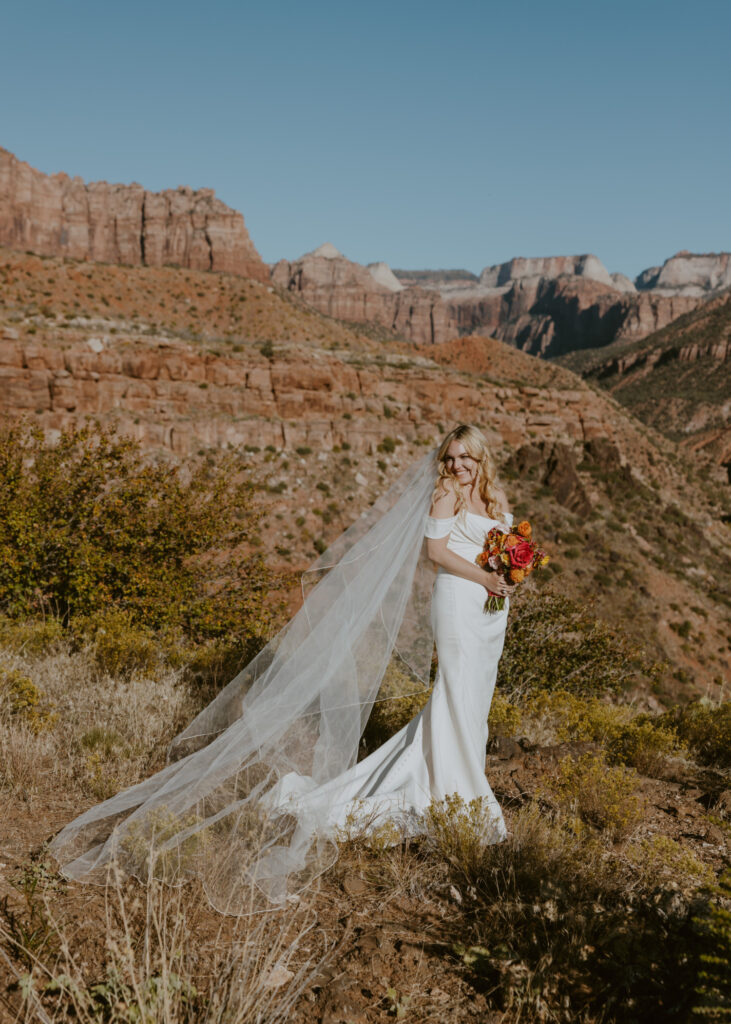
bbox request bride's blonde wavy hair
[434,424,503,517]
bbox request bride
[50,423,515,913]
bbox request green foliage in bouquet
[0,423,280,654]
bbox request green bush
[0,668,56,731]
[0,423,280,650]
[657,699,731,768]
[499,591,661,698]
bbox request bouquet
[476,519,549,612]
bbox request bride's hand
[483,571,513,598]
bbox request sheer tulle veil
[50,448,440,913]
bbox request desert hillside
[0,245,728,701]
[556,291,731,472]
[0,172,729,1024]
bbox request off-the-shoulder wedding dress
[262,507,511,841]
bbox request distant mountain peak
[366,261,403,292]
[306,242,343,260]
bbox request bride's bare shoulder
[430,477,458,518]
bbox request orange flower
[517,520,532,538]
[504,534,522,549]
[509,568,525,583]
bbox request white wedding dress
[262,507,512,842]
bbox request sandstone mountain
[635,251,731,296]
[0,245,728,700]
[271,243,453,345]
[395,253,712,357]
[0,147,268,281]
[4,146,727,363]
[273,245,727,358]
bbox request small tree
[0,423,280,651]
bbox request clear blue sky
[2,0,729,279]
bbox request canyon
[0,242,727,702]
[2,147,729,358]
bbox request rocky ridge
[557,291,731,470]
[0,147,268,281]
[271,244,453,345]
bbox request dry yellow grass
[0,633,727,1023]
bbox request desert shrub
[487,692,523,737]
[74,609,162,679]
[626,835,714,889]
[361,662,430,753]
[438,799,709,1022]
[0,669,56,732]
[425,793,506,882]
[656,699,731,768]
[499,591,662,698]
[0,423,280,650]
[0,616,64,655]
[546,752,645,840]
[606,715,685,775]
[519,689,630,745]
[487,689,682,775]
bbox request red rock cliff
[0,147,268,282]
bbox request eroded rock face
[478,254,615,289]
[0,330,630,460]
[0,147,268,281]
[393,253,704,356]
[448,275,699,357]
[271,247,455,345]
[635,251,731,296]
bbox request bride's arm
[425,486,512,597]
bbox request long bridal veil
[50,449,439,914]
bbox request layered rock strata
[271,244,456,345]
[0,329,631,459]
[0,147,268,281]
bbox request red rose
[508,540,534,569]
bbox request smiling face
[444,440,479,488]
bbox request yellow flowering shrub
[488,692,523,737]
[0,423,281,650]
[546,752,645,840]
[656,700,731,768]
[0,668,56,732]
[626,835,713,888]
[0,616,64,655]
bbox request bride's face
[444,440,479,487]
